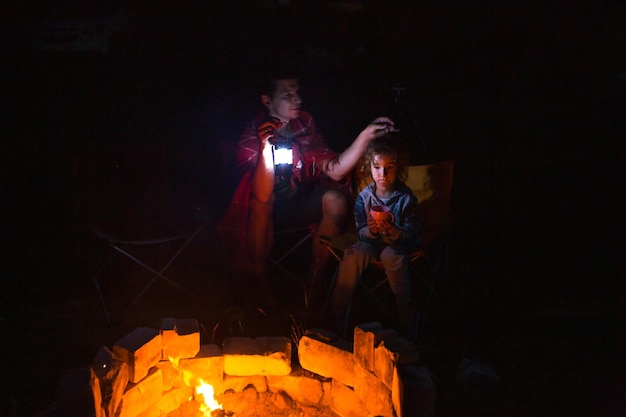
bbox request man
[219,74,396,308]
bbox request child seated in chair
[330,134,421,336]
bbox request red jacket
[217,110,351,267]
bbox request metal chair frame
[73,140,207,325]
[268,224,316,281]
[91,222,207,324]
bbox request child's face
[370,153,398,189]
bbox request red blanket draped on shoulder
[216,111,352,270]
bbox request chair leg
[94,275,111,325]
[93,224,208,323]
[354,276,394,317]
[269,232,312,281]
[274,232,312,265]
[119,226,207,317]
[93,251,120,325]
[321,264,339,316]
[411,234,449,333]
[338,304,351,339]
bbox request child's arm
[381,194,421,247]
[355,195,381,241]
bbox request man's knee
[321,190,348,218]
[343,246,370,267]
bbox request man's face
[264,79,302,122]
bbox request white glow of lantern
[273,144,293,165]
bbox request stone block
[155,359,183,391]
[298,329,355,387]
[113,327,162,383]
[354,362,394,417]
[392,367,402,417]
[267,371,324,406]
[160,317,200,360]
[215,374,268,394]
[374,335,421,389]
[222,336,291,376]
[89,372,104,417]
[138,386,194,417]
[116,367,163,417]
[327,380,369,417]
[353,322,397,372]
[179,344,224,387]
[393,365,436,417]
[321,379,332,404]
[89,346,129,417]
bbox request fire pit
[88,318,434,417]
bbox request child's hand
[367,217,381,236]
[377,219,394,236]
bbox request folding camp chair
[321,161,454,336]
[405,162,454,324]
[269,224,317,281]
[73,140,207,325]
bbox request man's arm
[250,138,275,203]
[322,117,397,181]
[251,118,284,202]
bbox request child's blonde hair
[359,134,410,182]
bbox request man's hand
[367,117,399,139]
[257,117,283,144]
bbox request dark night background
[2,1,624,416]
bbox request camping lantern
[272,139,293,177]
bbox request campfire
[167,354,222,415]
[89,318,434,417]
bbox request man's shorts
[273,187,328,229]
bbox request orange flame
[168,356,223,415]
[196,378,222,415]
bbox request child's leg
[380,246,417,335]
[380,246,411,305]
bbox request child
[329,134,421,336]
